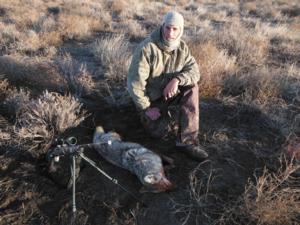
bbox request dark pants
[141,85,199,145]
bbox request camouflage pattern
[141,85,199,145]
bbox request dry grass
[11,91,88,152]
[287,63,300,78]
[0,0,298,224]
[0,0,109,56]
[0,130,10,146]
[255,22,289,40]
[0,1,56,55]
[172,161,218,225]
[110,0,130,15]
[184,10,299,137]
[91,34,134,107]
[237,64,300,136]
[4,87,31,113]
[112,19,147,39]
[0,22,21,53]
[243,0,282,19]
[138,1,172,25]
[0,0,296,146]
[219,156,300,225]
[216,21,269,69]
[58,14,92,40]
[0,55,65,93]
[92,34,132,83]
[55,53,96,97]
[241,66,287,103]
[190,41,237,97]
[104,201,140,225]
[61,0,110,29]
[243,158,300,225]
[0,78,10,100]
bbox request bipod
[48,137,147,223]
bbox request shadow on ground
[0,96,284,225]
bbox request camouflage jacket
[127,26,200,111]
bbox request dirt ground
[0,94,284,225]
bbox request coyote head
[140,171,175,193]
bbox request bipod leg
[71,155,77,224]
[78,152,147,207]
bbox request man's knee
[180,85,199,97]
[140,114,169,139]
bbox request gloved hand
[145,107,161,120]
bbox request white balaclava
[161,11,184,52]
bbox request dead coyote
[93,126,174,193]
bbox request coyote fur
[93,126,174,193]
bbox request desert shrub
[91,34,134,107]
[0,129,11,146]
[242,66,287,103]
[12,13,62,56]
[287,63,300,78]
[12,91,88,152]
[241,0,282,20]
[255,22,289,40]
[216,21,269,69]
[19,30,45,52]
[219,157,300,225]
[4,87,31,113]
[55,53,96,97]
[239,65,300,136]
[0,22,21,53]
[186,21,270,97]
[126,20,147,38]
[5,0,45,28]
[190,41,237,97]
[144,1,172,22]
[16,29,60,56]
[112,20,147,39]
[56,1,106,40]
[62,0,110,31]
[32,15,57,33]
[243,159,300,225]
[110,0,149,24]
[110,0,129,15]
[92,34,132,83]
[0,78,10,101]
[58,14,91,40]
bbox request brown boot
[184,144,208,161]
[176,141,208,161]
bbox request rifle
[47,137,146,222]
[47,140,111,161]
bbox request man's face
[162,24,181,41]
